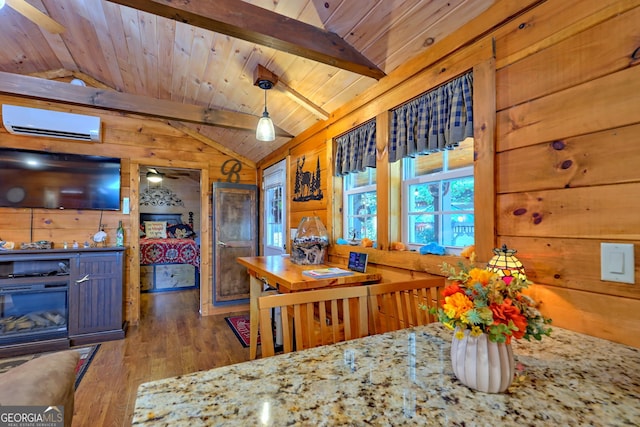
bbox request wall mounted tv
[0,148,121,210]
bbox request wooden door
[212,183,257,305]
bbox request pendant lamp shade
[256,112,275,141]
[256,86,276,141]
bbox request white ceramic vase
[450,328,515,393]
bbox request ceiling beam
[0,71,293,137]
[254,64,329,121]
[106,0,386,80]
[6,0,65,34]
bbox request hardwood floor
[71,289,250,426]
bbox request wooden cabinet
[0,247,125,355]
[68,250,125,345]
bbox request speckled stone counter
[133,324,640,426]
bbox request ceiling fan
[146,167,192,181]
[0,0,65,34]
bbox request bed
[139,213,200,293]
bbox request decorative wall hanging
[140,186,185,207]
[293,155,323,201]
[221,159,242,183]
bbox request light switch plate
[122,197,130,214]
[600,243,634,284]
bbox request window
[402,137,474,252]
[265,184,283,249]
[343,168,377,241]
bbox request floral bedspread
[140,238,200,269]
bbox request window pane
[448,214,475,247]
[409,183,437,212]
[347,169,377,189]
[266,186,283,247]
[346,191,377,240]
[447,176,474,211]
[408,214,435,244]
[414,152,443,176]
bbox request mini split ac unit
[2,104,102,142]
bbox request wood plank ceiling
[0,0,492,163]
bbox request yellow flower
[468,268,494,285]
[443,292,474,319]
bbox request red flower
[490,298,528,342]
[443,283,463,297]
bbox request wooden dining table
[236,255,382,360]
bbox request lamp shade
[256,113,275,141]
[486,244,526,285]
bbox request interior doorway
[136,165,203,312]
[126,158,212,324]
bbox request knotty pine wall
[259,0,640,347]
[0,95,257,324]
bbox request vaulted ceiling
[0,0,492,163]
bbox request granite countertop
[132,324,640,426]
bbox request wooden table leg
[249,274,263,360]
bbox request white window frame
[342,170,377,241]
[402,153,474,254]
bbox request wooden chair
[366,278,445,335]
[258,286,369,357]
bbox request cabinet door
[69,252,123,336]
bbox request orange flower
[468,268,494,286]
[490,298,527,342]
[443,292,474,319]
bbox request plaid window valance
[388,71,473,163]
[334,119,376,176]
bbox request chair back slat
[257,286,369,358]
[367,278,445,335]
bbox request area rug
[225,315,256,348]
[0,344,100,389]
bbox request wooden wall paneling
[496,4,640,110]
[289,137,329,230]
[472,58,497,263]
[497,66,640,152]
[498,124,640,194]
[498,236,640,300]
[199,167,212,316]
[526,285,640,348]
[497,183,640,241]
[128,162,140,324]
[324,136,336,245]
[493,0,637,70]
[375,110,391,251]
[0,95,257,323]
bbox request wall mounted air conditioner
[2,104,102,142]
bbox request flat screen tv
[0,148,121,210]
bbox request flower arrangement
[435,262,552,344]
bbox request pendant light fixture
[256,79,275,142]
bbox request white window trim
[402,163,474,252]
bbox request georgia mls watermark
[0,406,64,427]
